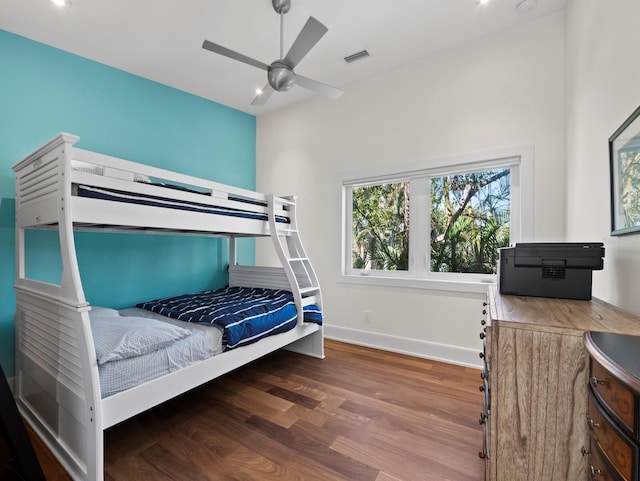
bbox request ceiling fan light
[51,0,71,7]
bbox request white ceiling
[0,0,566,115]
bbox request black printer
[498,242,605,300]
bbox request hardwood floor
[35,340,484,481]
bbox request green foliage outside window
[430,169,510,274]
[351,169,511,274]
[352,182,409,270]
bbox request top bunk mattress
[75,184,289,224]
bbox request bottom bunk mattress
[136,286,323,349]
[91,307,224,398]
[91,287,322,398]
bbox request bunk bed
[12,133,324,481]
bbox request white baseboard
[324,324,483,369]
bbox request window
[341,148,533,292]
[351,181,410,271]
[430,168,510,274]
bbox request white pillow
[89,306,119,319]
[89,309,191,364]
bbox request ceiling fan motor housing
[268,61,296,91]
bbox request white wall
[256,12,565,367]
[565,0,640,314]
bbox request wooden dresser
[585,332,640,481]
[481,286,640,481]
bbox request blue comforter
[136,287,322,349]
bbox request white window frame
[340,146,534,293]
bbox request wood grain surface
[492,325,588,481]
[29,339,485,481]
[488,287,640,336]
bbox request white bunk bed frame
[12,133,324,481]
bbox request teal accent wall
[0,30,257,376]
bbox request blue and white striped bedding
[75,184,290,223]
[136,286,323,349]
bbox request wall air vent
[343,50,370,64]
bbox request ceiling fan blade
[250,84,275,106]
[295,74,343,100]
[202,40,269,71]
[283,16,328,68]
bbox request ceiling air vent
[344,49,370,64]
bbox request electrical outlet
[364,310,372,323]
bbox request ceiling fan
[202,0,343,106]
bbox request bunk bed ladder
[267,194,322,325]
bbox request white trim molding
[324,324,483,369]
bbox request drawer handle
[589,465,602,477]
[480,332,486,340]
[581,446,590,456]
[590,376,605,386]
[586,416,600,430]
[478,451,487,459]
[479,412,487,425]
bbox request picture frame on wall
[610,104,640,236]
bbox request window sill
[338,273,495,294]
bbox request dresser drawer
[590,436,627,481]
[591,355,637,437]
[588,389,638,481]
